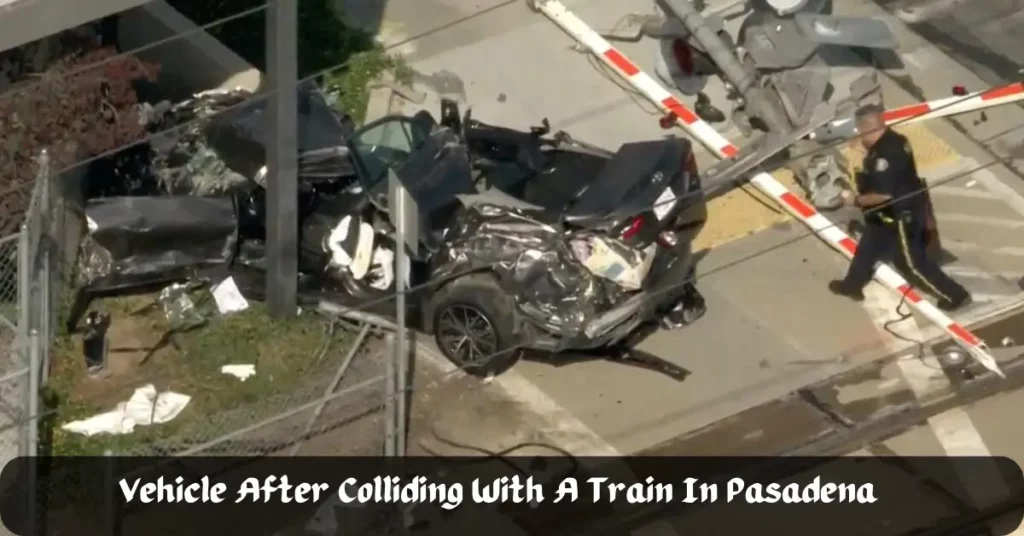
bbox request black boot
[937,294,972,312]
[828,280,865,302]
[694,93,726,123]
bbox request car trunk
[562,139,691,244]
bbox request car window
[351,117,432,188]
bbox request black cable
[10,0,1016,431]
[883,283,932,363]
[4,152,1009,435]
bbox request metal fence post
[37,151,52,382]
[27,331,38,459]
[26,330,39,536]
[265,0,299,317]
[384,333,396,457]
[16,227,30,457]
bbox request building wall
[117,0,262,101]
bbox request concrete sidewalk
[358,0,1024,456]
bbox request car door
[346,113,436,200]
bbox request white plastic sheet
[61,384,191,436]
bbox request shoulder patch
[875,158,889,172]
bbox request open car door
[347,112,477,255]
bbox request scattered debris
[211,276,250,315]
[72,88,713,379]
[75,196,238,296]
[61,384,191,436]
[221,364,256,381]
[81,311,111,377]
[570,235,656,291]
[159,283,206,331]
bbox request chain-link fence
[0,150,73,525]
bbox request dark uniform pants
[841,218,969,304]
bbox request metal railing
[0,148,399,532]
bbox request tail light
[620,216,644,240]
[684,152,698,176]
[683,152,699,190]
[952,84,968,96]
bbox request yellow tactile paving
[694,122,960,251]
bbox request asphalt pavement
[339,0,1024,459]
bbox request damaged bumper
[434,202,693,352]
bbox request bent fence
[0,146,401,533]
[0,150,70,477]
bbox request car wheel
[429,274,521,377]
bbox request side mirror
[530,118,551,136]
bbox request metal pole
[39,151,51,382]
[656,0,790,130]
[383,333,397,457]
[394,198,408,458]
[265,0,299,317]
[27,332,38,458]
[26,330,39,536]
[16,226,30,457]
[388,171,417,457]
[39,249,49,383]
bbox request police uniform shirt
[859,129,927,222]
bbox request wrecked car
[286,99,710,376]
[74,86,711,377]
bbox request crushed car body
[71,85,712,376]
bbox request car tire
[429,273,521,377]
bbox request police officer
[828,104,972,312]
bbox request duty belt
[865,212,896,226]
[866,210,913,226]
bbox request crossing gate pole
[530,0,1005,377]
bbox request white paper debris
[211,276,250,314]
[653,185,677,220]
[326,216,375,280]
[61,384,190,436]
[221,364,256,381]
[367,246,396,290]
[573,237,656,291]
[965,179,978,188]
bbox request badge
[875,158,888,172]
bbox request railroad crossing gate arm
[528,0,1005,378]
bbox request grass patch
[42,292,346,456]
[322,50,414,123]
